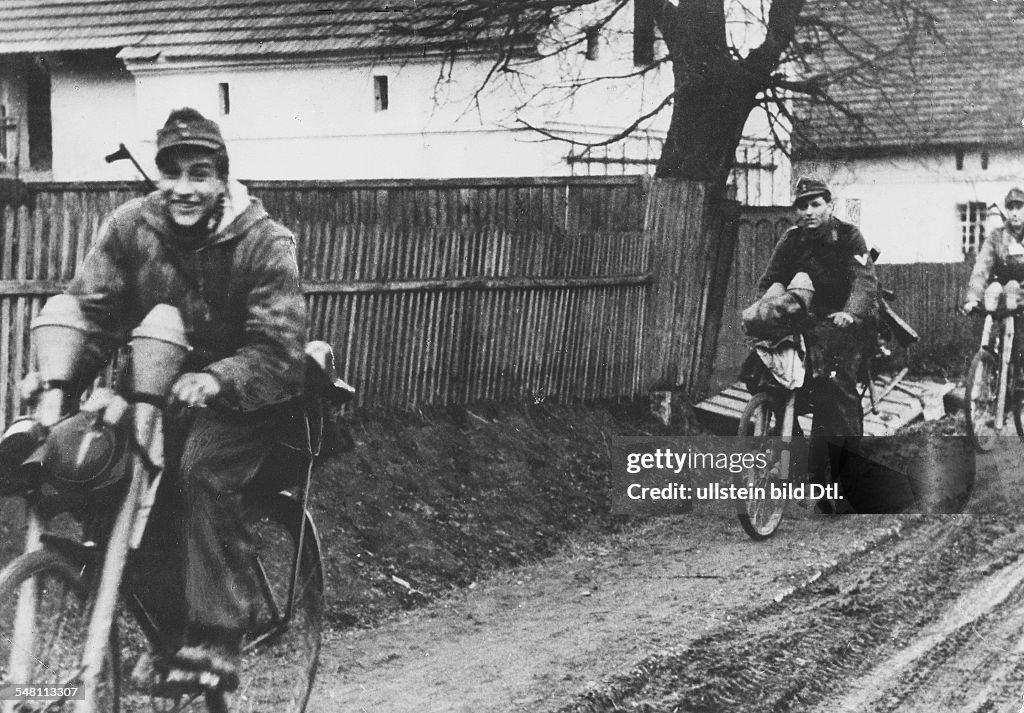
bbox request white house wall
[124,57,661,180]
[50,62,137,181]
[796,148,1024,264]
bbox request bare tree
[386,0,967,393]
[387,0,959,190]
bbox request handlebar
[963,303,1024,317]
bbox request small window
[585,27,601,60]
[981,149,989,170]
[955,149,965,171]
[374,75,389,112]
[25,56,52,170]
[218,82,231,116]
[959,201,988,256]
[841,198,862,226]
[633,0,655,65]
[0,105,7,162]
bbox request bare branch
[515,90,675,148]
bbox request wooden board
[695,374,927,437]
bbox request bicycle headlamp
[30,412,128,494]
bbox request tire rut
[558,516,1024,713]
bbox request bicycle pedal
[149,670,206,701]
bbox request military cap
[156,108,225,162]
[1005,187,1024,208]
[792,176,832,205]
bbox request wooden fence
[0,180,982,426]
[0,177,743,425]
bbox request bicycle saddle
[304,341,355,405]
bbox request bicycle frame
[981,311,1015,430]
[6,399,165,713]
[6,298,341,712]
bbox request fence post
[692,197,741,399]
[642,179,739,400]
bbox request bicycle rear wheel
[0,548,119,713]
[966,349,1000,453]
[230,496,323,713]
[735,392,789,540]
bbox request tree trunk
[655,59,760,185]
[643,180,741,396]
[647,57,758,395]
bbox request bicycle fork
[77,402,163,713]
[779,391,797,480]
[995,315,1014,431]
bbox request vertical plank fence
[0,182,980,427]
[0,178,693,424]
[251,178,654,407]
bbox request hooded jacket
[68,181,306,412]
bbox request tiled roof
[0,0,487,60]
[793,1,1024,156]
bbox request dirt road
[310,433,1024,713]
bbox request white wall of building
[120,57,652,180]
[796,148,1024,264]
[51,62,137,181]
[119,45,674,181]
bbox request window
[0,105,7,163]
[25,56,52,170]
[374,75,389,112]
[959,201,988,256]
[218,82,231,116]
[840,198,862,226]
[585,26,601,60]
[633,0,655,65]
[955,149,965,171]
[981,149,989,170]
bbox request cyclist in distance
[754,177,879,512]
[24,107,306,694]
[964,187,1024,387]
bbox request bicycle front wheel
[231,496,323,713]
[0,548,119,713]
[1010,365,1024,443]
[735,392,790,540]
[966,349,1001,453]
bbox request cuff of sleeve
[202,364,238,409]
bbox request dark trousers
[807,320,867,487]
[132,404,299,652]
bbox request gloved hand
[829,311,856,328]
[18,371,44,406]
[79,387,131,428]
[961,300,980,315]
[170,372,221,408]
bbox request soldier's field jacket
[966,223,1024,303]
[757,217,878,323]
[68,181,306,413]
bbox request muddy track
[555,517,1024,712]
[312,509,909,713]
[311,427,1024,713]
[557,438,1024,713]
